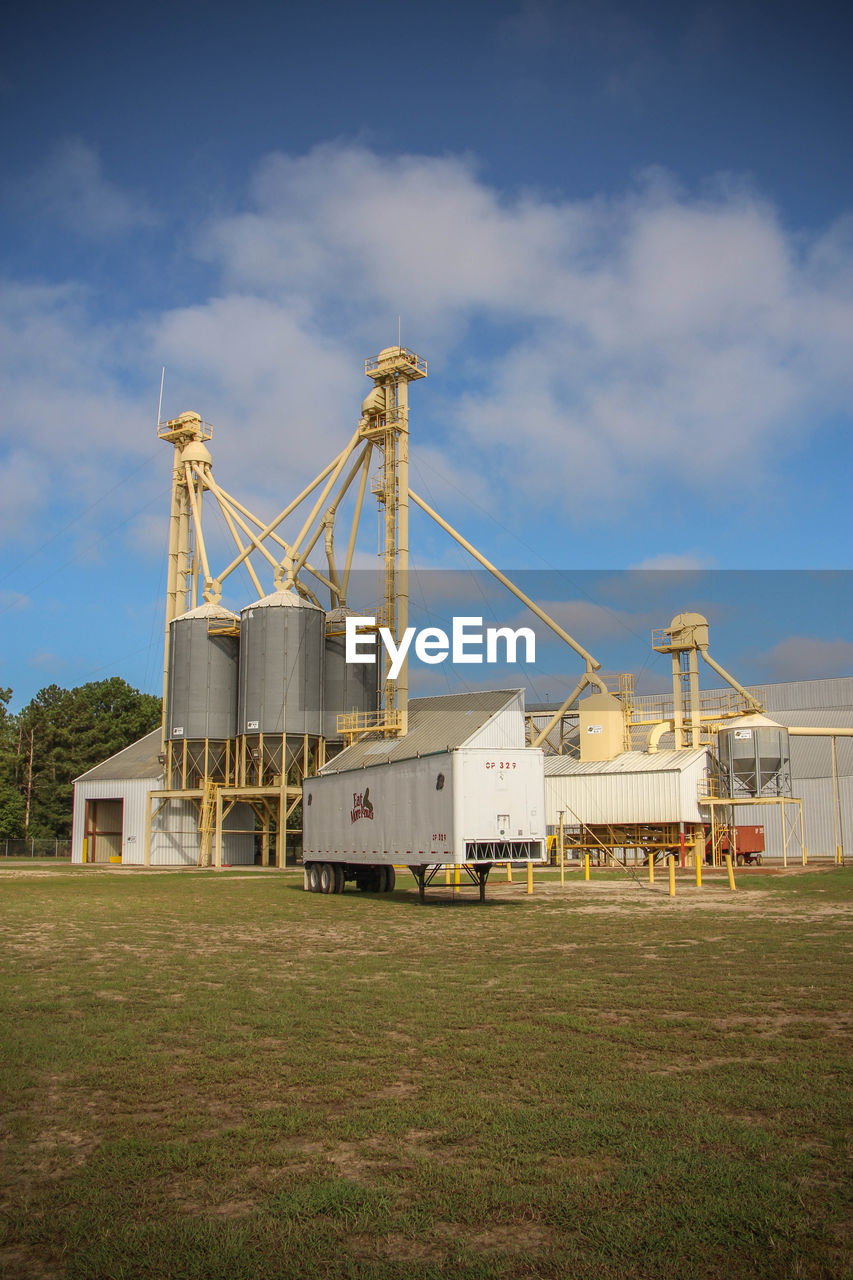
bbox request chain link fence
[0,838,72,859]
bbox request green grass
[0,864,850,1279]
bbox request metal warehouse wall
[544,755,710,827]
[737,678,851,858]
[72,779,256,866]
[627,677,852,859]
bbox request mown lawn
[0,864,850,1279]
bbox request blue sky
[1,0,851,711]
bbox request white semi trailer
[301,690,546,901]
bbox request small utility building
[544,749,712,828]
[71,731,254,866]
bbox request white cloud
[193,145,853,513]
[752,636,853,682]
[0,449,43,542]
[13,138,158,237]
[149,296,356,494]
[3,140,852,567]
[0,281,165,553]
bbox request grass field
[0,863,850,1279]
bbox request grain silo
[323,606,378,741]
[238,589,325,737]
[718,713,792,797]
[166,601,240,742]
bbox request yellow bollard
[668,854,676,898]
[648,854,654,885]
[506,861,512,883]
[695,852,702,888]
[838,846,843,866]
[527,861,533,894]
[454,865,460,888]
[724,854,737,892]
[584,853,590,881]
[444,864,451,885]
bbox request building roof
[544,748,709,778]
[74,729,163,783]
[319,689,523,775]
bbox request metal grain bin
[718,714,792,797]
[323,607,378,740]
[238,590,325,736]
[167,602,239,742]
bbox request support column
[671,652,684,750]
[162,445,192,749]
[144,792,152,868]
[688,649,701,747]
[214,787,223,870]
[397,377,409,736]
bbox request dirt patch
[0,1244,61,1280]
[34,1128,101,1171]
[350,1219,556,1264]
[324,1138,408,1180]
[349,1231,443,1263]
[643,1054,776,1076]
[544,1152,623,1180]
[711,1011,853,1036]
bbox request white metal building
[535,676,851,859]
[71,731,255,866]
[544,749,712,828]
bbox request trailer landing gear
[413,864,491,903]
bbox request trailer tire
[736,854,744,867]
[756,854,763,866]
[306,863,321,893]
[383,865,395,893]
[332,863,345,894]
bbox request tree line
[0,679,161,839]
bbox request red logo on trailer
[350,789,375,823]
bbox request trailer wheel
[736,853,744,867]
[332,863,345,894]
[306,863,321,893]
[319,863,335,894]
[383,866,396,893]
[756,854,763,866]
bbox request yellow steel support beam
[409,489,604,679]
